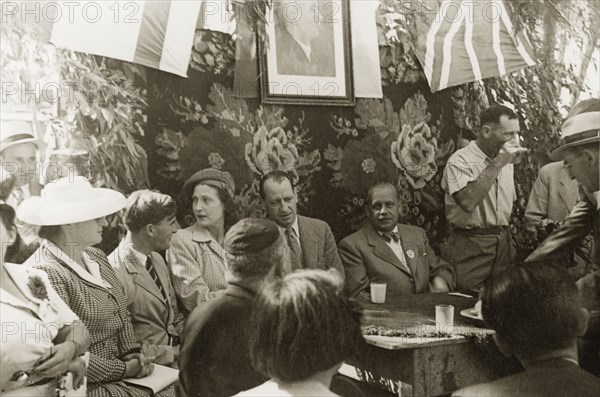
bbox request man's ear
[492,333,512,356]
[574,307,590,337]
[145,224,155,237]
[480,125,491,139]
[581,148,599,167]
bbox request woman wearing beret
[18,177,173,397]
[167,168,238,313]
[0,177,90,396]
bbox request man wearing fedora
[1,120,45,262]
[526,98,600,375]
[1,120,45,208]
[110,190,184,368]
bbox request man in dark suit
[452,262,600,397]
[274,0,335,77]
[259,170,344,277]
[339,182,455,299]
[178,218,283,397]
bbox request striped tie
[145,256,168,301]
[286,227,303,271]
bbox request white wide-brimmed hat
[1,120,46,153]
[551,111,600,160]
[17,176,126,226]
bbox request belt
[452,225,510,235]
[167,335,181,346]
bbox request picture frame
[259,0,354,106]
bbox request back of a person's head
[123,190,176,232]
[249,269,363,383]
[481,262,584,358]
[224,218,283,280]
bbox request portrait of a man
[274,0,335,77]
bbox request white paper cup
[370,283,387,304]
[435,304,454,334]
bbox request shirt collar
[277,217,299,238]
[468,140,492,161]
[43,241,111,289]
[294,38,312,61]
[377,224,399,238]
[130,245,149,268]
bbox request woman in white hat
[0,175,90,396]
[17,176,174,397]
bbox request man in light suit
[339,183,455,299]
[259,170,344,277]
[526,98,600,375]
[452,262,600,397]
[525,161,579,233]
[110,190,184,367]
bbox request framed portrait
[259,0,354,106]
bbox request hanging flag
[351,0,383,98]
[50,1,201,77]
[233,1,260,98]
[413,0,536,92]
[233,0,382,99]
[197,0,236,35]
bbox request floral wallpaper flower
[391,122,438,189]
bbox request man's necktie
[145,256,168,301]
[382,231,400,243]
[286,227,303,271]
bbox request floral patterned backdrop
[138,27,483,253]
[134,0,592,257]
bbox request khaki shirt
[442,141,516,229]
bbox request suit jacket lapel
[365,225,411,276]
[558,167,578,211]
[397,225,418,276]
[121,245,167,305]
[150,252,175,310]
[297,216,316,266]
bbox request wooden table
[346,293,521,397]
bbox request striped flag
[50,1,202,77]
[413,0,536,92]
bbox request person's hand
[123,353,155,378]
[66,357,86,390]
[429,276,450,293]
[493,140,528,168]
[30,342,77,380]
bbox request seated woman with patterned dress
[0,176,90,396]
[17,176,174,397]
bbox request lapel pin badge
[406,250,415,259]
